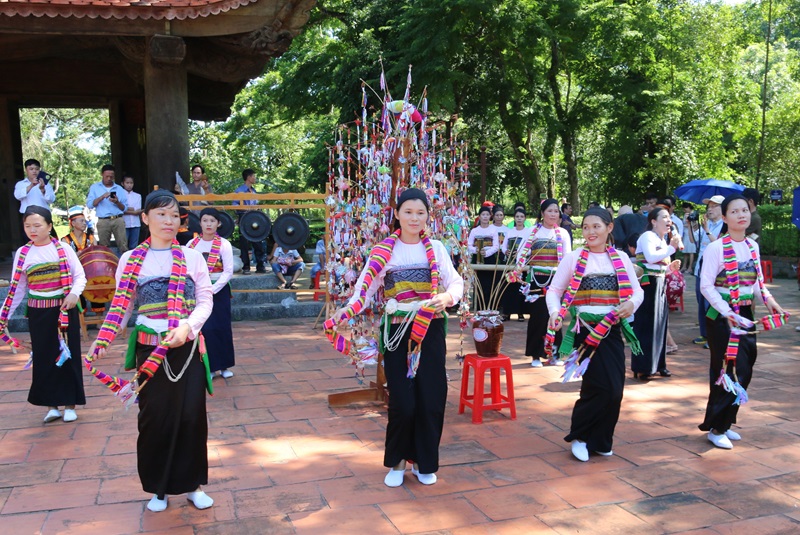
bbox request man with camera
[14,158,57,246]
[86,164,129,253]
[692,195,724,347]
[15,158,55,213]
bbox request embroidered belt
[136,330,164,346]
[27,298,63,308]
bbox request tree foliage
[19,0,800,215]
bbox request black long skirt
[525,278,561,359]
[501,281,525,317]
[698,306,756,433]
[383,318,447,474]
[631,275,668,375]
[204,285,235,372]
[564,324,626,453]
[136,340,208,496]
[28,306,85,407]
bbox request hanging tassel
[55,337,71,367]
[115,381,138,410]
[560,349,582,383]
[715,368,736,393]
[24,351,33,370]
[573,357,591,378]
[732,382,749,405]
[407,346,421,378]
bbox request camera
[687,212,699,222]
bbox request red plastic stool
[761,260,773,283]
[458,353,516,424]
[312,270,326,301]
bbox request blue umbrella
[674,179,745,204]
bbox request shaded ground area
[0,278,799,534]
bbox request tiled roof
[0,0,259,21]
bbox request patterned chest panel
[572,274,620,307]
[715,260,757,288]
[384,264,433,302]
[27,262,64,293]
[527,238,559,268]
[135,276,196,318]
[201,252,223,273]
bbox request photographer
[692,196,724,347]
[86,164,129,253]
[15,158,56,245]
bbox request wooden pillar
[110,99,148,194]
[0,98,22,256]
[143,35,189,192]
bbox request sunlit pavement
[0,277,799,534]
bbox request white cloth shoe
[384,467,405,487]
[571,440,589,462]
[221,369,233,378]
[411,466,437,485]
[187,490,214,509]
[530,359,543,368]
[43,409,62,423]
[63,409,77,422]
[708,431,733,449]
[147,495,168,512]
[725,429,741,441]
[595,450,614,457]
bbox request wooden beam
[0,0,316,38]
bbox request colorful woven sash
[721,235,769,363]
[324,229,439,377]
[0,239,73,348]
[85,239,187,397]
[544,246,633,357]
[716,234,776,405]
[189,234,223,273]
[515,223,564,274]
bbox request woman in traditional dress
[188,207,235,378]
[632,207,682,379]
[325,188,463,487]
[467,206,499,311]
[491,205,508,264]
[0,206,86,423]
[515,199,572,367]
[699,194,785,449]
[547,207,643,461]
[501,209,531,322]
[88,190,213,512]
[62,205,97,252]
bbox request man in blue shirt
[233,168,266,274]
[86,164,129,253]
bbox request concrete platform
[0,277,799,533]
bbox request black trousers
[564,324,626,453]
[239,235,266,270]
[699,306,756,433]
[383,318,447,474]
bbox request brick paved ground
[0,277,799,534]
